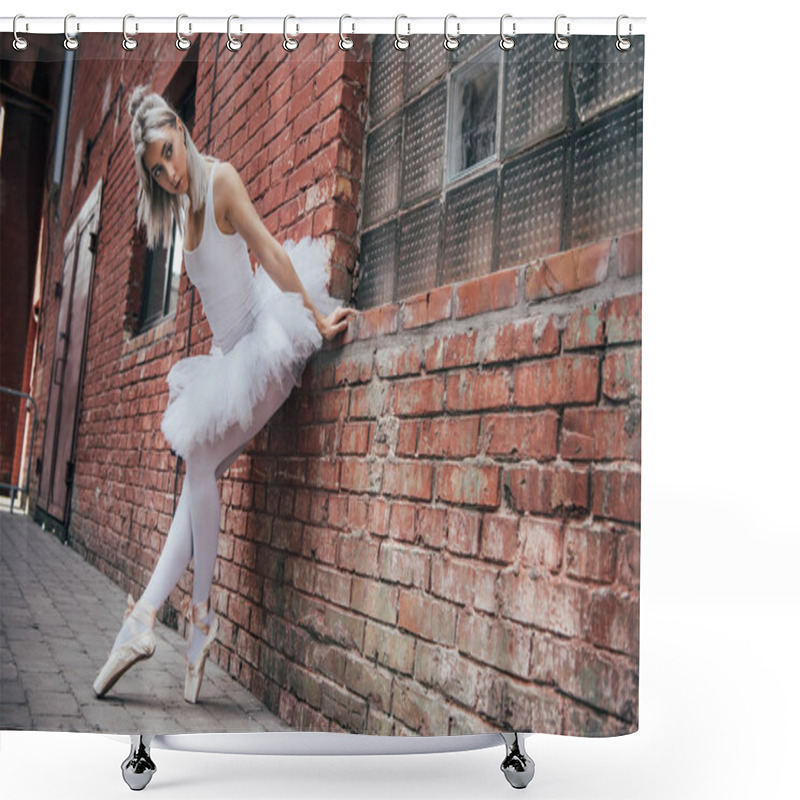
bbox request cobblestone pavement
[0,510,293,735]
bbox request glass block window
[447,51,500,181]
[402,85,446,205]
[356,34,644,310]
[398,201,441,299]
[442,172,497,284]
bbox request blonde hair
[128,85,209,250]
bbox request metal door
[38,180,101,524]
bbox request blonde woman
[93,86,356,703]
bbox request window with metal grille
[356,34,644,309]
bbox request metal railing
[0,386,38,513]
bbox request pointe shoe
[183,597,219,704]
[93,594,157,697]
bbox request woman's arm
[213,161,328,330]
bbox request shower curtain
[0,24,643,740]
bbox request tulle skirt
[160,238,340,460]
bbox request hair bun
[128,85,151,120]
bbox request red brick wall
[240,229,641,736]
[27,33,640,737]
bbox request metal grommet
[339,14,354,50]
[227,15,242,52]
[64,13,79,51]
[176,14,192,51]
[616,14,632,52]
[283,15,298,51]
[499,13,515,50]
[122,14,138,51]
[553,14,570,51]
[13,15,29,51]
[394,14,409,51]
[443,13,459,51]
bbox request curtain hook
[616,14,632,51]
[443,13,460,51]
[13,14,29,51]
[394,14,409,51]
[554,14,570,51]
[122,14,138,51]
[176,14,192,51]
[64,13,79,51]
[499,14,515,50]
[339,14,354,50]
[227,15,242,52]
[283,15,298,51]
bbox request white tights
[114,370,296,661]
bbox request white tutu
[160,237,340,459]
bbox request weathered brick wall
[233,229,641,736]
[27,32,640,738]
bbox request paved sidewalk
[0,510,293,735]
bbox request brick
[563,302,606,350]
[402,285,452,329]
[390,375,445,416]
[388,501,417,542]
[500,569,586,637]
[455,268,519,318]
[445,369,511,411]
[379,541,429,589]
[479,674,563,733]
[366,496,390,537]
[414,640,481,707]
[514,356,600,406]
[531,635,637,721]
[592,466,641,523]
[418,416,480,458]
[505,465,589,515]
[526,240,611,299]
[350,576,399,624]
[391,676,451,735]
[356,304,399,339]
[398,590,457,644]
[363,621,415,674]
[349,381,389,418]
[339,422,370,455]
[333,352,373,385]
[382,460,434,501]
[340,459,376,493]
[482,411,559,460]
[602,347,641,400]
[520,517,563,571]
[344,653,393,713]
[480,513,520,564]
[424,330,479,371]
[483,316,560,363]
[616,229,642,277]
[605,293,642,344]
[417,506,448,550]
[445,507,482,555]
[562,406,641,461]
[374,343,422,377]
[587,589,639,655]
[314,565,352,607]
[437,462,501,508]
[457,609,530,678]
[338,534,381,576]
[430,555,498,612]
[564,523,618,583]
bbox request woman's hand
[316,306,358,341]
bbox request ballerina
[93,86,356,704]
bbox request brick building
[1,32,642,736]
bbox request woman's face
[143,119,188,196]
